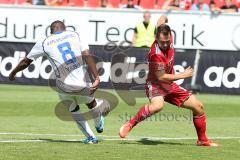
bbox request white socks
[70,104,95,138]
[92,99,103,127]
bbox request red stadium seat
[194,0,238,6]
[17,0,27,4]
[108,0,120,8]
[70,0,84,6]
[139,0,155,9]
[120,0,126,5]
[133,0,139,5]
[156,0,165,9]
[0,0,14,4]
[215,0,238,7]
[205,0,210,4]
[233,0,238,5]
[192,0,209,4]
[214,0,224,7]
[59,0,69,6]
[87,0,101,7]
[47,0,69,6]
[121,0,139,5]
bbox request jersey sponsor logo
[166,56,174,73]
[155,43,161,55]
[47,34,75,46]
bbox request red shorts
[145,82,191,107]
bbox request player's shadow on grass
[38,138,105,144]
[136,138,187,146]
[39,138,83,143]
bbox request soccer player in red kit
[119,24,219,147]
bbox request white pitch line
[0,132,122,138]
[0,132,86,137]
[0,140,45,143]
[0,132,240,143]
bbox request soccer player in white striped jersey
[9,20,106,144]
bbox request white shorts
[58,87,95,112]
[58,92,94,104]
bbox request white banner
[0,6,240,50]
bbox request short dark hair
[50,20,66,34]
[210,0,215,4]
[156,24,171,39]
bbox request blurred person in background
[48,0,67,6]
[237,0,240,11]
[162,0,191,11]
[221,0,238,13]
[209,0,221,13]
[21,0,32,5]
[32,0,49,5]
[132,11,156,48]
[101,0,108,7]
[22,0,49,5]
[191,0,210,11]
[162,0,181,10]
[121,0,141,9]
[185,0,192,10]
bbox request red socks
[129,105,151,127]
[129,105,208,142]
[193,114,208,141]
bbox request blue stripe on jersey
[54,31,63,34]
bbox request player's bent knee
[200,102,204,110]
[86,99,96,109]
[149,103,164,114]
[193,102,205,114]
[195,100,204,110]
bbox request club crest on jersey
[155,43,161,55]
[166,56,174,73]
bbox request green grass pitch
[0,84,240,160]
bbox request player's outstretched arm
[156,66,193,82]
[82,49,100,94]
[9,58,33,81]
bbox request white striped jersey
[27,30,91,89]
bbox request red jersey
[146,40,175,84]
[144,40,191,106]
